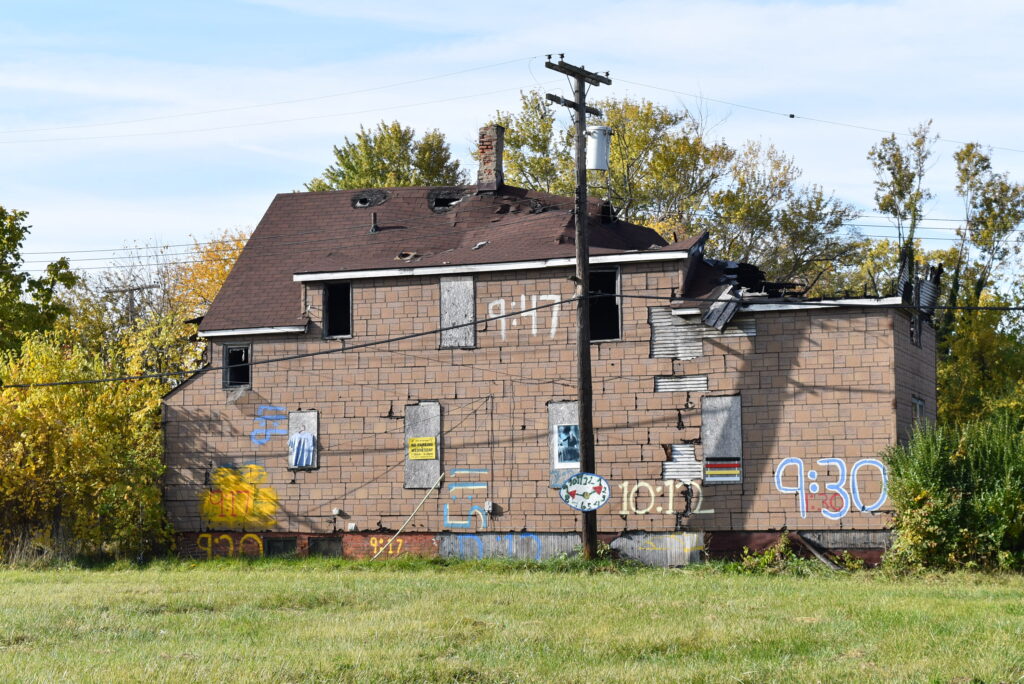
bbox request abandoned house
[162,125,936,565]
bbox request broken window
[911,395,926,422]
[324,283,352,338]
[264,537,297,557]
[589,269,620,341]
[440,276,475,349]
[223,344,251,388]
[308,537,342,557]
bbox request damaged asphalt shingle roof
[200,184,698,332]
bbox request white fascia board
[199,325,307,338]
[670,296,903,316]
[292,250,688,283]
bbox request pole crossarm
[543,60,612,86]
[545,93,601,117]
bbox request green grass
[1,557,1023,683]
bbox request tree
[868,122,935,253]
[0,316,170,561]
[306,121,467,191]
[488,92,860,290]
[0,227,250,561]
[0,206,77,352]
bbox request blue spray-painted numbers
[250,405,287,446]
[774,457,888,519]
[443,468,489,529]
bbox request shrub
[884,411,1024,571]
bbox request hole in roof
[428,187,469,213]
[351,189,389,209]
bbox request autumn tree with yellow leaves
[0,227,249,561]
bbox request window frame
[222,344,252,389]
[323,282,353,339]
[589,267,622,342]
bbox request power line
[616,77,1024,155]
[0,82,559,145]
[0,56,544,136]
[5,290,1022,392]
[0,294,578,389]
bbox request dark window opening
[264,537,297,557]
[308,537,342,557]
[589,270,620,341]
[223,345,250,388]
[324,283,352,337]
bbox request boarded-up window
[548,400,579,488]
[264,537,297,557]
[287,410,319,470]
[702,395,742,484]
[440,276,475,348]
[404,401,442,489]
[324,283,351,337]
[308,537,342,556]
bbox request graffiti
[448,533,544,560]
[369,536,405,557]
[616,480,714,516]
[487,294,561,340]
[636,533,704,554]
[196,532,265,559]
[250,405,288,445]
[559,472,611,512]
[443,468,489,529]
[774,457,888,519]
[200,465,279,529]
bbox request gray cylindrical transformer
[586,125,612,171]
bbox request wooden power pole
[545,56,610,560]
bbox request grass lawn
[0,558,1022,683]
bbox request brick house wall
[163,258,936,558]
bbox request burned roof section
[200,184,697,333]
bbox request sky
[2,0,1023,275]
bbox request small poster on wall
[287,410,318,470]
[556,424,580,465]
[407,436,437,460]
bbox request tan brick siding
[164,262,933,540]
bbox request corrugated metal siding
[655,375,709,392]
[437,532,580,560]
[663,444,702,481]
[650,307,755,359]
[611,532,704,566]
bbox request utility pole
[545,56,610,560]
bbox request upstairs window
[223,345,251,388]
[324,283,352,337]
[589,269,620,341]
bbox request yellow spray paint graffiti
[200,465,278,529]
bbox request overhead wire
[6,288,1024,391]
[0,56,545,136]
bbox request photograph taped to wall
[287,410,318,469]
[407,436,437,460]
[556,424,580,465]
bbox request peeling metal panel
[702,395,742,484]
[437,532,580,560]
[650,307,755,359]
[548,400,579,488]
[611,532,704,566]
[655,375,709,393]
[404,401,442,489]
[663,444,702,481]
[440,276,476,349]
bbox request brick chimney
[476,124,504,191]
